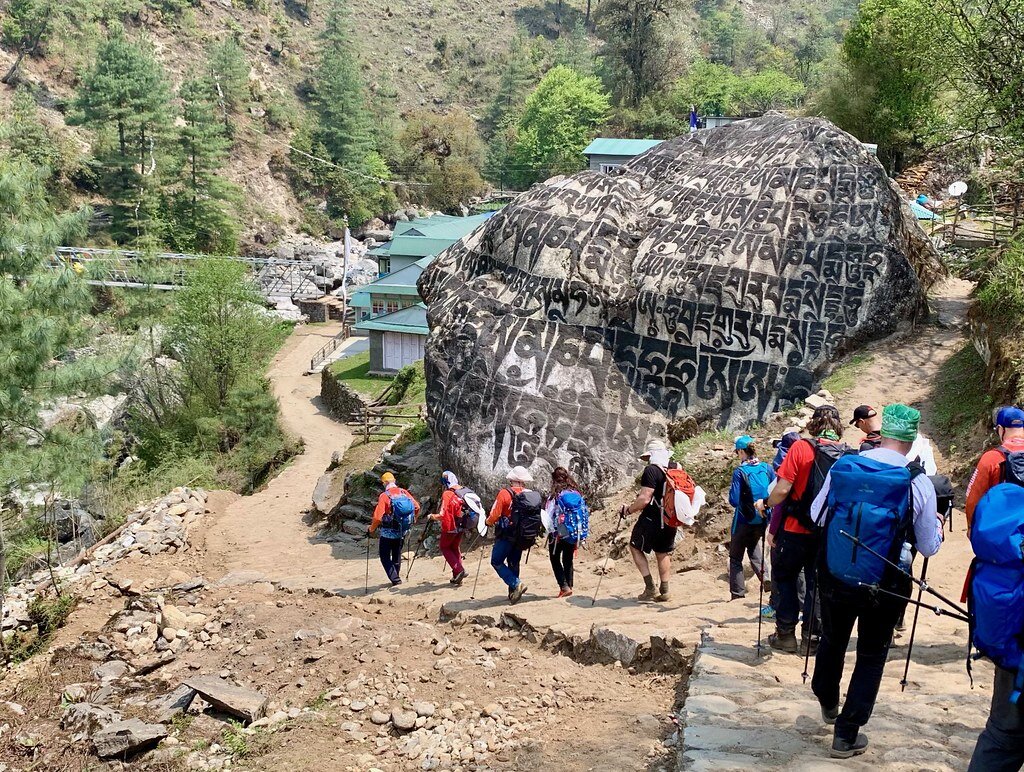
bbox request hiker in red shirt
[368,472,420,586]
[758,405,848,654]
[965,406,1024,528]
[428,471,468,585]
[485,466,543,605]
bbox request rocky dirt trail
[680,276,993,770]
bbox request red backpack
[661,466,697,527]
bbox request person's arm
[728,468,742,509]
[486,488,510,526]
[912,473,942,557]
[622,487,654,517]
[761,440,806,511]
[965,452,998,526]
[369,493,388,533]
[763,478,793,510]
[410,491,421,518]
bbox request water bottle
[898,542,913,573]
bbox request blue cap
[734,435,755,450]
[996,406,1024,428]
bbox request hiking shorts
[630,514,676,554]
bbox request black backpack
[787,438,856,531]
[930,474,955,529]
[999,447,1024,486]
[507,488,544,550]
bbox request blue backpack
[736,463,772,524]
[823,455,921,589]
[554,490,589,544]
[968,449,1024,703]
[384,490,416,534]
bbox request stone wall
[320,368,370,422]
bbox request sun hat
[441,471,459,487]
[507,466,534,483]
[381,472,396,485]
[639,439,668,459]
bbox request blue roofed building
[583,138,664,173]
[354,303,430,374]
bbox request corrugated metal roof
[354,303,429,334]
[583,137,664,157]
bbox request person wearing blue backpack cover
[728,436,774,600]
[544,467,590,598]
[807,404,942,759]
[369,472,420,586]
[967,405,1024,772]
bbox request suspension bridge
[53,247,327,301]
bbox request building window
[371,299,402,318]
[377,258,391,276]
[599,163,621,173]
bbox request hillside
[0,0,854,249]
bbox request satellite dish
[948,181,968,197]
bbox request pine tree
[71,29,174,244]
[171,77,241,254]
[207,37,250,131]
[310,0,373,168]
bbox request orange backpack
[661,466,697,527]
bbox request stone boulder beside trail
[419,114,943,496]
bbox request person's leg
[379,537,400,583]
[451,533,464,575]
[562,542,574,590]
[549,536,567,589]
[748,524,765,584]
[629,518,657,598]
[507,545,523,582]
[728,523,748,598]
[390,538,403,583]
[832,597,902,743]
[490,539,518,589]
[799,536,820,641]
[439,532,457,574]
[811,593,858,713]
[772,532,802,637]
[768,544,780,610]
[968,667,1024,772]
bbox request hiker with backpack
[966,405,1024,771]
[758,405,849,654]
[544,467,590,598]
[368,472,420,586]
[808,403,942,759]
[728,436,774,600]
[621,440,702,603]
[427,471,483,586]
[762,429,802,621]
[485,466,544,605]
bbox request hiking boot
[830,734,868,759]
[637,586,658,601]
[654,592,671,603]
[821,704,840,725]
[557,587,573,598]
[391,578,403,587]
[509,583,527,605]
[768,631,798,653]
[762,578,772,593]
[452,570,467,586]
[731,593,745,601]
[801,636,819,656]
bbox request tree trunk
[1,51,26,85]
[586,0,592,27]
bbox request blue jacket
[729,461,775,531]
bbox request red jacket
[965,436,1024,526]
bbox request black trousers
[728,521,765,598]
[379,536,403,583]
[968,666,1024,772]
[548,536,575,589]
[773,530,819,637]
[811,588,905,743]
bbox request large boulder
[419,115,942,496]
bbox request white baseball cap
[639,439,669,459]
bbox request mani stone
[183,676,267,724]
[418,114,941,496]
[92,719,166,758]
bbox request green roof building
[583,138,664,173]
[354,303,429,374]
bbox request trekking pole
[801,578,817,684]
[406,519,432,581]
[839,530,968,617]
[859,582,969,622]
[470,541,486,600]
[364,532,371,595]
[755,530,766,658]
[525,545,532,565]
[900,557,929,692]
[592,513,627,607]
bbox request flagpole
[342,225,350,334]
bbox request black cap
[850,405,877,425]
